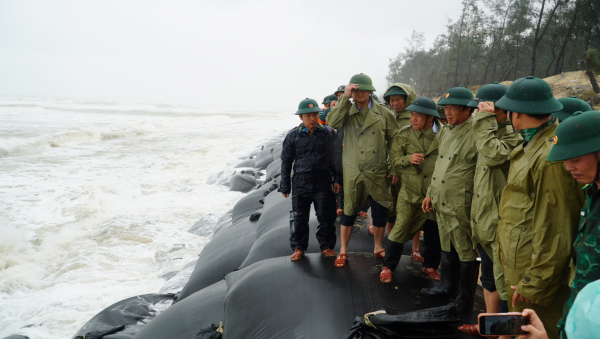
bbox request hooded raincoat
[470,111,523,299]
[326,94,398,215]
[426,115,479,262]
[388,122,440,243]
[497,121,584,338]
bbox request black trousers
[290,181,337,252]
[383,219,442,271]
[477,244,496,293]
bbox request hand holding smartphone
[478,312,530,336]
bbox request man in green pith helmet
[421,86,481,314]
[380,96,442,284]
[546,110,600,339]
[334,85,346,100]
[552,96,593,122]
[322,96,330,111]
[319,94,338,125]
[279,98,341,261]
[327,73,399,268]
[495,76,584,339]
[382,83,420,259]
[456,83,524,336]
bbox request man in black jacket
[279,98,341,261]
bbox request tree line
[386,0,600,96]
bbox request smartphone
[478,312,530,336]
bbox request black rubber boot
[451,260,481,314]
[421,250,459,298]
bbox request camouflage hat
[437,87,474,106]
[546,111,600,162]
[468,82,509,108]
[296,98,322,115]
[406,97,440,117]
[334,85,346,94]
[552,97,593,122]
[349,73,376,91]
[325,94,338,104]
[495,76,562,114]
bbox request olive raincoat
[389,123,440,243]
[470,111,523,299]
[427,116,479,262]
[497,121,584,337]
[327,94,398,215]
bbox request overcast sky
[0,0,462,112]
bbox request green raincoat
[327,94,398,215]
[471,111,523,299]
[426,115,479,262]
[384,83,417,218]
[388,122,440,243]
[497,121,584,338]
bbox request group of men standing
[279,72,599,339]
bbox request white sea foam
[0,96,297,338]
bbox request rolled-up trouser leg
[382,239,404,271]
[289,193,312,251]
[313,187,337,251]
[477,244,496,293]
[367,195,388,228]
[423,219,441,269]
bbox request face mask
[518,118,555,143]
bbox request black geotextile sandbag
[254,148,275,170]
[342,306,459,339]
[230,181,276,225]
[271,146,282,162]
[222,254,454,339]
[229,173,258,193]
[254,192,290,238]
[176,218,258,301]
[234,158,255,168]
[131,281,226,339]
[2,336,30,339]
[72,294,175,339]
[191,324,223,339]
[264,158,282,181]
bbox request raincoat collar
[298,123,324,133]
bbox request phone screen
[480,315,529,336]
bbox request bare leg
[483,289,501,313]
[340,225,353,255]
[412,231,421,252]
[373,227,385,254]
[386,222,394,236]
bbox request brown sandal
[411,250,424,263]
[290,249,304,261]
[375,250,385,259]
[422,267,441,281]
[334,254,348,268]
[380,267,392,283]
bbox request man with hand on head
[279,98,341,261]
[327,73,399,268]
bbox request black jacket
[278,123,341,194]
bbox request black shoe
[421,250,460,298]
[450,260,481,314]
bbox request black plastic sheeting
[131,281,226,339]
[224,253,460,339]
[71,294,174,339]
[175,218,258,301]
[342,306,459,339]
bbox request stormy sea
[0,96,297,339]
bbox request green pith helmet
[437,87,474,106]
[326,94,338,104]
[436,105,447,119]
[334,85,346,94]
[468,82,509,107]
[495,76,562,114]
[322,96,328,105]
[405,97,440,117]
[546,111,600,162]
[296,98,322,115]
[349,73,376,91]
[372,93,381,103]
[383,85,407,102]
[552,97,593,122]
[319,107,330,122]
